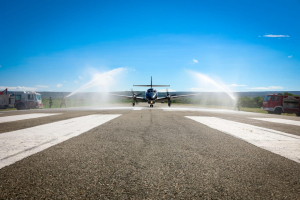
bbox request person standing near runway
[60,96,67,108]
[49,97,53,108]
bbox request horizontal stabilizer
[133,85,170,87]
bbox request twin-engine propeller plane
[114,76,194,107]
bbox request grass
[239,107,297,116]
[0,107,17,111]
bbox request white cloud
[192,59,198,64]
[250,86,283,90]
[227,84,246,87]
[56,84,63,87]
[0,86,37,91]
[74,81,78,83]
[263,35,290,38]
[36,85,49,88]
[79,76,83,80]
[288,55,293,58]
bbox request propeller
[131,89,142,97]
[166,89,176,107]
[131,89,142,104]
[166,89,176,99]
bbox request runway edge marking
[185,116,300,163]
[251,118,300,126]
[0,113,62,123]
[0,114,121,169]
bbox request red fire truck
[0,89,43,110]
[261,93,300,116]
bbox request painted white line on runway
[0,114,121,169]
[0,113,61,123]
[251,118,300,126]
[186,116,300,163]
[133,107,142,110]
[164,107,255,114]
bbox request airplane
[114,76,195,107]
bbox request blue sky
[1,0,299,92]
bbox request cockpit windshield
[147,89,157,93]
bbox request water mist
[187,70,237,108]
[67,68,126,98]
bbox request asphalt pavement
[0,104,299,199]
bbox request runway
[0,104,299,199]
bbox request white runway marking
[186,116,300,163]
[133,107,142,110]
[0,114,121,169]
[251,118,300,126]
[0,113,61,123]
[163,107,253,114]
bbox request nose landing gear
[149,104,153,108]
[132,102,135,107]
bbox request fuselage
[145,88,158,104]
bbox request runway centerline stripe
[0,114,121,169]
[0,113,61,123]
[251,118,300,126]
[185,116,300,163]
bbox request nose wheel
[149,104,153,108]
[132,102,135,107]
[168,103,171,107]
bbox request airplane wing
[156,94,198,102]
[110,94,147,102]
[133,85,170,87]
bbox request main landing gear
[132,102,135,107]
